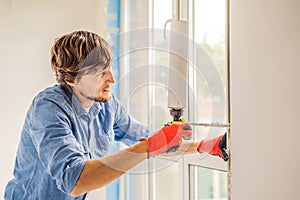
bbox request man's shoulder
[36,84,66,98]
[32,85,70,108]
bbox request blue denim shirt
[4,85,151,200]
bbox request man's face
[72,66,115,107]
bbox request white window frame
[119,0,230,199]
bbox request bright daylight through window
[119,0,229,199]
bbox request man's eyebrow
[95,68,107,75]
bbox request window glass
[192,166,227,200]
[189,0,228,199]
[151,1,182,200]
[154,159,180,200]
[120,1,150,200]
[151,0,173,129]
[192,0,227,140]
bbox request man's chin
[95,93,112,102]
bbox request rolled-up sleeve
[29,97,86,194]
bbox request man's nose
[107,70,115,83]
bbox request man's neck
[71,87,93,108]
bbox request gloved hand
[142,123,192,158]
[197,133,228,161]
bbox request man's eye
[96,71,105,77]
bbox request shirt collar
[61,84,102,118]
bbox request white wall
[0,0,107,198]
[231,0,300,199]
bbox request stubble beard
[80,90,112,103]
[85,93,112,103]
[93,94,112,102]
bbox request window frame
[119,0,230,199]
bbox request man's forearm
[70,140,148,197]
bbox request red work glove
[197,133,228,161]
[142,123,192,158]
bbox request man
[4,30,227,199]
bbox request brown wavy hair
[50,30,112,85]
